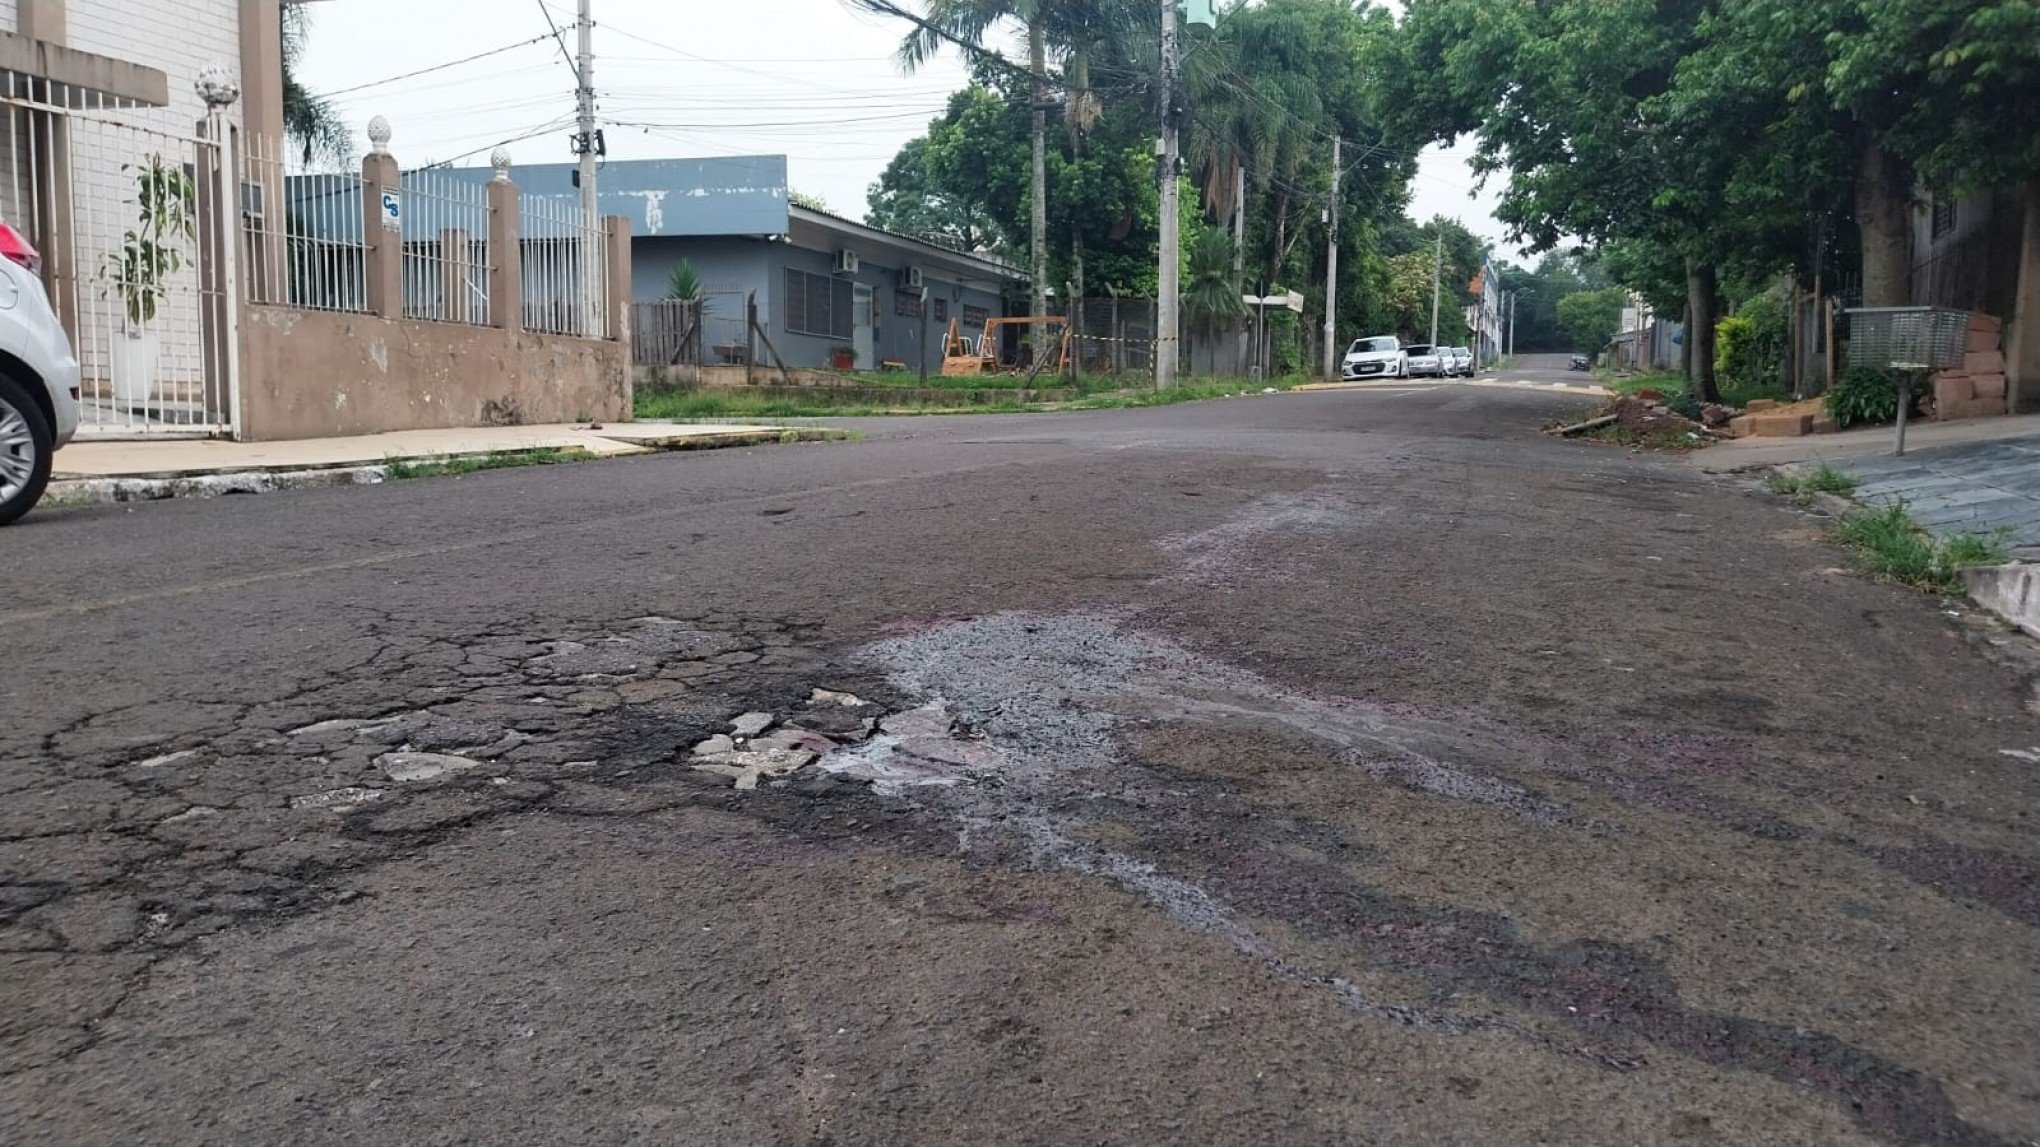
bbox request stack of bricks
[1727,399,1835,438]
[1931,313,2009,421]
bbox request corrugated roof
[453,155,790,237]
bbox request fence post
[487,149,520,333]
[605,214,631,341]
[361,116,401,320]
[441,228,470,324]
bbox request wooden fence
[632,298,704,366]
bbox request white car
[1445,347,1474,377]
[0,216,80,526]
[1341,335,1407,380]
[1403,343,1446,378]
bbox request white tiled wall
[68,0,244,136]
[0,2,18,35]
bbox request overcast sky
[296,0,1516,258]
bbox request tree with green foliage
[281,3,349,165]
[868,137,1008,254]
[1556,287,1627,355]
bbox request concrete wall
[239,306,629,441]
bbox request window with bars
[933,297,949,322]
[1931,197,1958,239]
[784,267,854,339]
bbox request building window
[1931,196,1958,239]
[894,289,924,318]
[783,267,854,339]
[933,298,949,322]
[962,304,989,329]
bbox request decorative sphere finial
[490,147,513,181]
[366,116,392,155]
[194,62,240,109]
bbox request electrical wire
[320,33,557,98]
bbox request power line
[533,0,579,81]
[321,33,556,98]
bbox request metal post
[1895,371,1911,456]
[1321,136,1341,380]
[1155,0,1179,389]
[1428,231,1442,349]
[210,108,242,438]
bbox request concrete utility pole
[1320,136,1341,380]
[1508,290,1517,358]
[1427,231,1442,348]
[1155,0,1180,389]
[575,0,599,334]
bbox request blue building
[442,155,1024,373]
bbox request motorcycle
[1567,354,1591,371]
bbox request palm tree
[891,0,1054,340]
[281,3,349,166]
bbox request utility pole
[574,0,599,335]
[1508,291,1517,358]
[1320,136,1341,380]
[1154,0,1180,389]
[1427,231,1442,348]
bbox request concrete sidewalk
[56,421,821,479]
[1688,411,2040,472]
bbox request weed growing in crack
[1829,501,2008,594]
[383,447,579,481]
[1768,461,1859,504]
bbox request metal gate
[0,89,236,437]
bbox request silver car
[1446,347,1474,377]
[0,214,82,525]
[1402,344,1445,378]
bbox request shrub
[1715,286,1789,393]
[1825,366,1924,428]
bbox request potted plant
[104,155,195,409]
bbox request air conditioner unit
[833,249,859,276]
[901,265,924,290]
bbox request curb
[44,466,389,507]
[45,427,849,509]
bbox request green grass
[635,390,1032,419]
[1596,370,1791,408]
[634,373,1306,420]
[382,446,579,480]
[1604,371,1688,398]
[1828,501,2009,594]
[1767,461,1860,504]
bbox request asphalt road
[6,362,2039,1146]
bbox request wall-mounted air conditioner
[901,265,924,289]
[833,249,859,275]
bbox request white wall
[69,0,243,136]
[0,2,18,35]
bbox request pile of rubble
[688,688,998,796]
[1556,394,1719,447]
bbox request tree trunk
[1071,233,1085,381]
[1856,142,1912,308]
[1028,20,1049,359]
[1687,258,1720,404]
[1267,191,1290,285]
[1679,301,1693,379]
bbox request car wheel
[0,373,54,526]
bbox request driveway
[4,384,2036,1145]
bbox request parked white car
[1402,343,1446,378]
[1445,347,1474,377]
[1341,335,1407,380]
[0,216,81,526]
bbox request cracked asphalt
[5,362,2040,1145]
